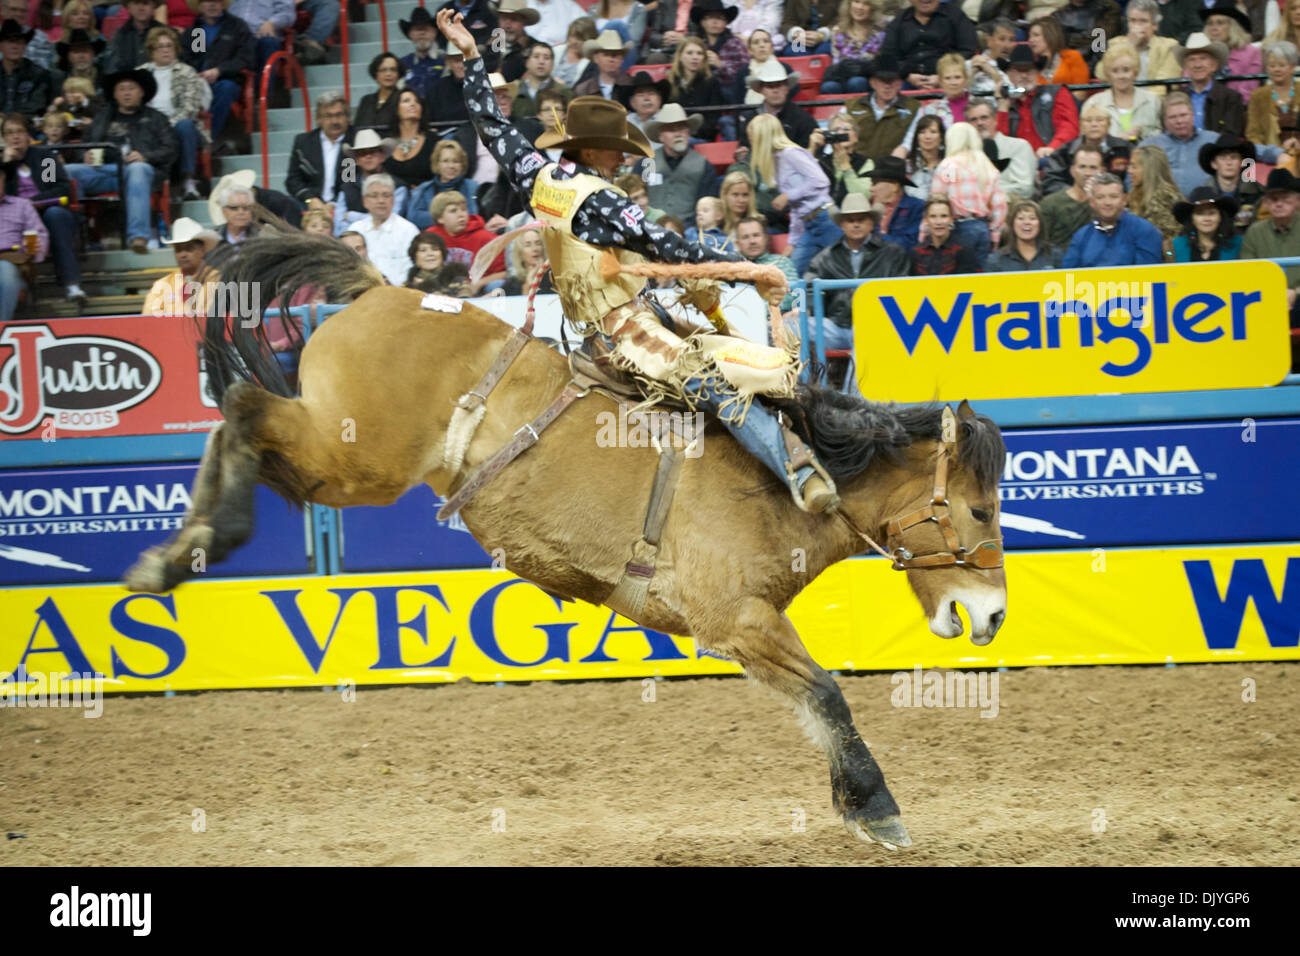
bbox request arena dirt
[2,663,1296,866]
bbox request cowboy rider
[436,9,838,514]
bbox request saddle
[568,335,692,414]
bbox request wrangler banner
[2,543,1297,694]
[851,261,1292,401]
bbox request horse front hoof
[123,547,177,594]
[845,812,912,850]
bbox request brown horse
[125,234,1008,849]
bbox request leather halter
[835,407,1004,572]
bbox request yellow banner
[2,543,1297,694]
[852,262,1292,401]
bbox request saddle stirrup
[778,412,839,514]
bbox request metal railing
[260,50,313,187]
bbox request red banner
[0,315,220,441]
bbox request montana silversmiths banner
[851,261,1292,400]
[2,544,1296,694]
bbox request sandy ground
[1,663,1296,866]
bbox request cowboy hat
[105,68,157,104]
[1263,167,1300,194]
[866,155,915,186]
[163,217,221,251]
[1198,132,1257,174]
[343,128,397,157]
[488,71,519,100]
[0,19,34,43]
[583,29,631,58]
[534,95,654,158]
[1198,0,1252,35]
[55,28,106,57]
[643,102,703,140]
[496,0,541,26]
[747,59,799,92]
[1176,32,1229,68]
[998,43,1047,73]
[866,53,902,81]
[744,88,764,105]
[831,193,885,225]
[209,169,257,225]
[690,0,739,25]
[1172,185,1238,225]
[399,5,437,36]
[616,71,671,108]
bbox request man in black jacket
[64,69,178,253]
[285,91,354,213]
[1177,34,1244,137]
[183,0,256,141]
[0,20,52,117]
[807,194,911,342]
[738,61,817,149]
[879,0,978,88]
[1,111,83,302]
[103,0,161,73]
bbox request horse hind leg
[696,597,912,849]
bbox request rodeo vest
[530,165,646,330]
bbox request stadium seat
[810,103,845,121]
[99,10,129,40]
[1253,161,1275,185]
[769,233,789,254]
[696,140,737,174]
[779,54,830,100]
[628,63,671,81]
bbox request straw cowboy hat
[831,193,885,225]
[343,128,397,157]
[1176,33,1229,69]
[399,5,437,36]
[488,71,519,99]
[584,29,632,58]
[208,169,256,225]
[496,0,540,25]
[163,217,221,251]
[534,95,653,157]
[643,102,703,140]
[1172,185,1238,226]
[747,59,799,92]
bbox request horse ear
[957,399,976,422]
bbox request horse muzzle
[929,587,1007,646]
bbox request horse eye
[971,508,991,524]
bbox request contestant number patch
[533,179,577,218]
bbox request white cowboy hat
[744,88,764,105]
[1176,32,1230,69]
[583,29,632,57]
[163,217,221,251]
[343,128,397,157]
[830,193,885,225]
[488,71,519,98]
[643,103,704,140]
[208,169,256,225]
[747,59,800,92]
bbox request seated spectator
[637,103,718,227]
[50,76,101,134]
[427,47,470,124]
[397,6,444,99]
[1128,143,1186,251]
[349,172,418,286]
[1201,1,1260,107]
[665,35,723,141]
[1095,0,1180,94]
[2,0,52,70]
[0,161,46,320]
[845,54,912,159]
[744,30,781,89]
[809,193,911,347]
[210,167,301,228]
[748,112,839,273]
[1088,40,1163,143]
[1247,41,1300,149]
[140,26,207,200]
[523,0,584,48]
[734,213,798,311]
[503,226,553,295]
[228,0,293,80]
[1027,16,1088,90]
[715,169,753,235]
[575,29,632,99]
[1241,168,1300,333]
[617,71,668,132]
[2,111,83,303]
[995,43,1079,159]
[182,0,253,143]
[37,110,72,144]
[1040,143,1102,246]
[426,190,503,290]
[144,216,221,315]
[514,42,566,119]
[355,52,402,137]
[808,111,873,205]
[904,113,944,199]
[1171,186,1242,261]
[534,85,570,150]
[693,0,749,104]
[552,18,596,89]
[685,195,728,248]
[336,130,410,235]
[54,27,104,95]
[104,0,159,73]
[894,52,971,158]
[65,68,177,253]
[912,195,981,273]
[212,179,260,244]
[286,91,354,213]
[616,171,666,222]
[385,89,435,189]
[731,4,783,49]
[740,59,816,147]
[1200,133,1264,228]
[406,138,476,230]
[966,96,1036,199]
[338,229,368,259]
[781,0,839,57]
[0,19,51,116]
[1052,0,1121,71]
[57,0,102,47]
[406,231,446,290]
[1061,172,1164,266]
[880,0,978,88]
[1138,93,1219,196]
[496,0,543,82]
[1040,102,1131,195]
[1177,33,1246,137]
[821,0,886,96]
[925,121,1006,265]
[301,207,333,235]
[968,17,1016,98]
[868,155,925,249]
[985,198,1063,271]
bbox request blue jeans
[175,118,199,176]
[790,208,843,276]
[209,78,241,139]
[820,76,869,95]
[255,35,284,82]
[43,206,81,286]
[952,218,990,268]
[0,260,22,320]
[65,161,156,241]
[301,0,340,44]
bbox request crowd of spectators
[5,0,1300,343]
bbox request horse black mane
[769,385,1006,490]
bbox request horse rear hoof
[845,813,912,850]
[124,548,183,594]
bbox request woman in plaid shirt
[925,121,1007,267]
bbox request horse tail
[200,233,387,404]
